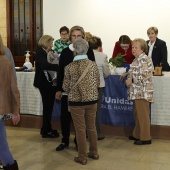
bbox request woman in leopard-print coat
[63,38,100,165]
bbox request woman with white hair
[63,38,100,165]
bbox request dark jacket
[56,47,95,92]
[146,38,170,71]
[33,47,59,90]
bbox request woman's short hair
[88,36,102,50]
[0,34,5,55]
[69,26,85,41]
[59,26,69,34]
[73,38,89,55]
[119,35,132,45]
[132,38,148,53]
[38,35,54,50]
[147,26,158,35]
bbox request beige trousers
[133,99,151,140]
[70,104,98,159]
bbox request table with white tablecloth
[16,72,43,115]
[151,72,170,125]
[16,72,170,126]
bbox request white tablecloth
[16,72,43,115]
[151,72,170,125]
[16,72,170,125]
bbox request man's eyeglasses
[61,33,68,36]
[71,35,82,39]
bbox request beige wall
[0,0,7,45]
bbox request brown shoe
[87,153,99,160]
[74,157,87,165]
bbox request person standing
[33,35,59,138]
[0,35,20,170]
[146,26,170,71]
[112,35,135,64]
[55,25,95,151]
[120,38,154,145]
[53,26,71,59]
[63,38,100,165]
[88,36,111,140]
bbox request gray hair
[73,38,89,55]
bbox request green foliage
[109,53,126,67]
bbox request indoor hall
[1,0,170,170]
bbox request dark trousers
[96,88,104,135]
[39,87,56,132]
[60,95,75,145]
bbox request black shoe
[56,143,69,151]
[134,140,151,145]
[51,129,59,137]
[3,160,18,170]
[98,136,105,140]
[129,136,139,141]
[42,131,58,138]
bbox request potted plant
[109,53,126,74]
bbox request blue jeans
[0,119,14,166]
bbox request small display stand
[154,66,162,76]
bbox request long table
[16,72,170,126]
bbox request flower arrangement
[109,53,126,67]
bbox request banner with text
[100,75,135,127]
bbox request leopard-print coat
[63,59,100,104]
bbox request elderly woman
[146,26,170,71]
[120,38,154,145]
[33,35,59,138]
[0,36,20,169]
[63,38,100,165]
[112,35,135,64]
[55,26,95,151]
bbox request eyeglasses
[61,33,68,36]
[71,35,82,39]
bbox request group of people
[112,27,170,71]
[32,25,168,165]
[0,25,169,168]
[33,25,111,165]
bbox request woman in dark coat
[146,26,170,71]
[34,35,59,138]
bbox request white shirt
[148,41,155,58]
[148,41,155,68]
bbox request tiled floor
[5,126,170,170]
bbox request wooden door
[6,0,43,67]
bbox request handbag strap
[71,61,92,90]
